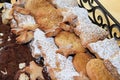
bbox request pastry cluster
[1,0,120,80]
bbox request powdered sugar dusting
[30,28,79,80]
[88,38,120,75]
[61,6,91,25]
[13,11,37,29]
[3,3,12,9]
[55,54,79,80]
[10,10,38,37]
[75,23,108,46]
[108,51,120,74]
[31,28,57,68]
[30,39,42,57]
[11,19,18,28]
[88,38,120,59]
[52,0,78,8]
[2,3,13,24]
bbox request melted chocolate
[0,14,51,80]
[0,42,34,80]
[0,15,33,80]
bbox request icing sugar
[75,22,108,46]
[52,0,78,8]
[88,38,120,59]
[108,51,120,74]
[30,28,79,80]
[61,7,91,24]
[13,11,37,29]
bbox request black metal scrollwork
[78,0,120,46]
[0,0,10,3]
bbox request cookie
[55,31,86,57]
[87,38,119,59]
[74,23,108,47]
[73,52,93,75]
[25,0,63,37]
[86,59,115,80]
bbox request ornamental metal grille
[78,0,120,46]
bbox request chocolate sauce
[0,15,32,80]
[0,23,29,79]
[0,13,51,80]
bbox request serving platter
[78,0,120,46]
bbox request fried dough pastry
[87,38,120,79]
[59,11,77,32]
[23,61,44,80]
[10,6,38,44]
[104,60,120,80]
[2,3,13,24]
[74,23,109,47]
[87,38,120,59]
[30,29,80,80]
[86,59,115,80]
[15,61,44,80]
[24,0,63,37]
[73,52,93,76]
[59,7,92,32]
[2,3,38,44]
[55,31,86,57]
[49,0,78,8]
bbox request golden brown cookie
[59,10,78,32]
[55,31,86,57]
[86,59,115,80]
[59,22,74,32]
[73,52,93,75]
[23,61,44,80]
[10,6,38,44]
[104,60,120,80]
[25,0,63,37]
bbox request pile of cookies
[1,0,120,80]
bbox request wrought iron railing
[0,0,120,46]
[78,0,120,46]
[0,0,10,3]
